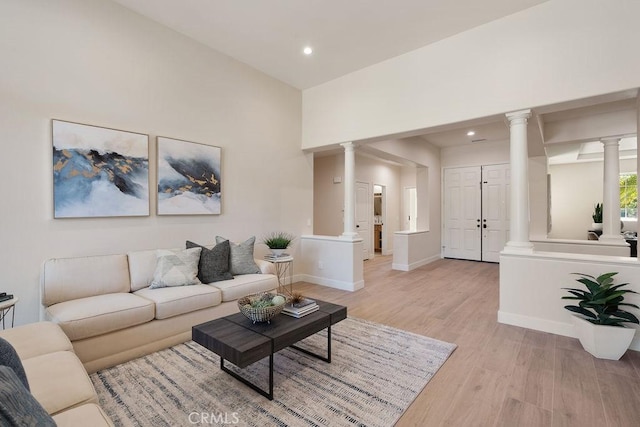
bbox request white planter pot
[270,249,287,257]
[571,315,636,360]
[591,222,603,231]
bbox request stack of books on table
[282,298,318,318]
[0,292,14,303]
[264,254,293,262]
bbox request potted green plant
[261,232,295,257]
[562,272,639,359]
[591,203,603,230]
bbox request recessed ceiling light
[467,131,475,136]
[303,46,313,55]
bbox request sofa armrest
[255,259,275,275]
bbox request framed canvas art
[156,136,222,215]
[52,120,150,218]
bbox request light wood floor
[294,256,640,427]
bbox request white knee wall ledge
[298,235,364,291]
[499,251,640,351]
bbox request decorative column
[504,109,534,253]
[599,138,624,244]
[340,142,358,239]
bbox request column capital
[600,137,621,146]
[340,141,355,151]
[505,109,532,126]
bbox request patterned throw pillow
[0,366,56,427]
[215,236,261,275]
[0,338,29,391]
[186,240,234,283]
[149,247,202,289]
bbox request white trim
[298,274,364,291]
[394,229,429,235]
[497,310,574,338]
[392,253,440,271]
[498,310,640,352]
[301,234,363,243]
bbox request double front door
[443,164,510,262]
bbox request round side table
[0,296,18,329]
[266,256,294,295]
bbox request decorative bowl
[238,291,288,323]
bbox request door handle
[356,225,360,228]
[483,224,487,228]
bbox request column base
[503,241,534,254]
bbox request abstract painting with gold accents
[52,120,150,218]
[156,136,221,215]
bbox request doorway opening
[373,184,385,254]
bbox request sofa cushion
[127,249,158,292]
[46,294,155,341]
[134,284,222,320]
[209,274,277,302]
[0,321,73,360]
[186,240,234,283]
[0,366,56,426]
[52,403,113,427]
[42,254,130,306]
[150,247,202,289]
[23,351,97,416]
[0,338,29,390]
[216,236,261,275]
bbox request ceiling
[111,0,549,90]
[111,0,637,163]
[419,90,639,164]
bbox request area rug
[91,317,456,427]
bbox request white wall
[500,252,640,351]
[549,159,637,240]
[441,140,509,168]
[302,0,640,149]
[0,0,311,325]
[299,236,364,291]
[313,152,402,249]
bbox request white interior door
[482,164,510,262]
[356,181,371,260]
[443,167,482,261]
[404,187,417,231]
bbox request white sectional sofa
[0,321,113,426]
[41,247,277,373]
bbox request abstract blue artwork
[52,120,150,218]
[157,137,221,215]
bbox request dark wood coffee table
[192,300,347,400]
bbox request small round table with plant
[262,232,295,295]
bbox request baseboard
[298,274,364,292]
[498,311,640,352]
[392,254,441,271]
[497,311,574,338]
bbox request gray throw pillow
[0,338,29,391]
[149,247,202,289]
[215,236,261,275]
[186,240,234,283]
[0,366,56,427]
